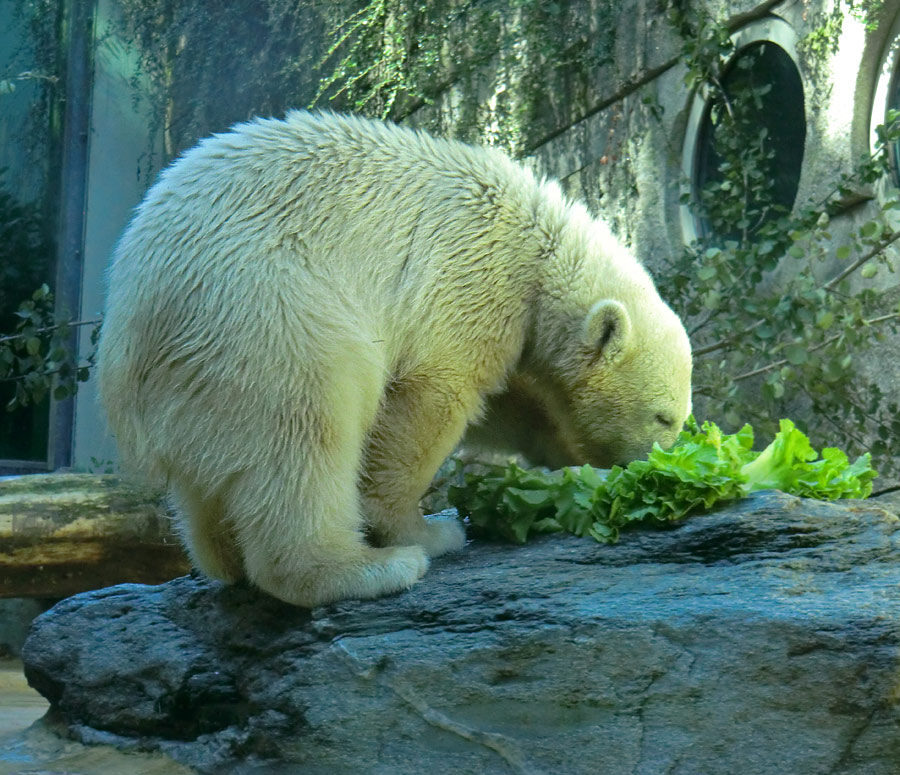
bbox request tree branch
[732,313,900,383]
[695,230,900,359]
[693,319,764,356]
[824,229,900,291]
[0,317,101,347]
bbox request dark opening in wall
[869,9,900,195]
[681,19,807,246]
[695,42,805,241]
[888,71,900,186]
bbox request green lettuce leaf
[447,416,877,544]
[740,418,876,499]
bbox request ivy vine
[310,0,618,154]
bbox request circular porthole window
[681,17,806,244]
[870,11,900,188]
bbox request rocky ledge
[20,491,900,775]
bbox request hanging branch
[823,229,900,291]
[694,228,900,359]
[0,317,101,347]
[732,313,900,383]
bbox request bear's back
[112,111,548,310]
[100,112,557,423]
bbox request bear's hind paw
[420,516,467,558]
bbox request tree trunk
[0,474,190,599]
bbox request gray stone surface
[20,491,900,775]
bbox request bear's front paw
[420,516,467,558]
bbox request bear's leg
[361,375,472,557]
[228,461,429,607]
[170,480,244,583]
[221,377,430,607]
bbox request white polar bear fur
[97,110,692,607]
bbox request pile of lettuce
[447,418,877,544]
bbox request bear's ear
[582,299,631,362]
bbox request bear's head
[562,298,693,467]
[517,294,692,469]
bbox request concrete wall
[406,1,899,267]
[72,0,162,471]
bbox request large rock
[20,491,900,774]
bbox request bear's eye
[655,413,675,428]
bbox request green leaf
[784,344,808,365]
[860,220,883,241]
[816,311,834,330]
[703,290,721,310]
[506,487,553,507]
[740,419,875,498]
[589,522,618,543]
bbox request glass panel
[0,2,61,464]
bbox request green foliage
[311,0,617,153]
[311,0,433,119]
[0,284,100,411]
[112,0,608,159]
[0,170,60,457]
[0,176,53,320]
[666,7,900,475]
[3,1,63,174]
[448,417,877,545]
[800,0,884,60]
[108,0,337,161]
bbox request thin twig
[694,319,765,356]
[5,70,59,84]
[732,313,900,383]
[823,229,900,291]
[797,381,868,451]
[0,317,101,347]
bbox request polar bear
[97,110,692,607]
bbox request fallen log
[0,474,190,599]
